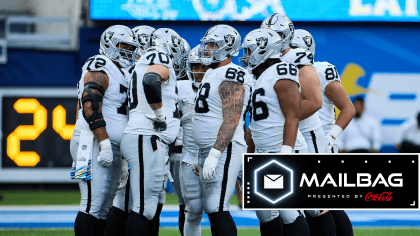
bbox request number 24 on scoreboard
[6,98,75,167]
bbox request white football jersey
[281,48,322,133]
[313,61,341,135]
[178,80,199,159]
[124,49,180,144]
[75,54,129,146]
[281,48,314,67]
[192,63,251,148]
[249,62,307,150]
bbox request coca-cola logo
[365,192,393,201]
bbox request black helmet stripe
[268,14,276,25]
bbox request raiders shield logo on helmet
[303,36,313,47]
[289,23,294,36]
[256,37,268,49]
[172,35,181,48]
[104,31,114,43]
[224,34,235,47]
[137,34,149,46]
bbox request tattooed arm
[82,71,110,143]
[213,81,245,153]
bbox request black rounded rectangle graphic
[243,154,419,210]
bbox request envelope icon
[264,174,283,189]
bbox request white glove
[203,148,222,180]
[145,108,167,132]
[325,125,342,149]
[97,139,113,167]
[118,159,129,190]
[192,157,199,176]
[325,134,337,146]
[165,162,174,182]
[281,145,293,153]
[145,114,167,132]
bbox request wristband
[281,145,293,153]
[328,124,343,139]
[153,107,166,120]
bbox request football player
[178,45,209,236]
[168,38,191,236]
[261,13,325,154]
[70,25,139,236]
[122,28,182,236]
[240,28,310,236]
[192,24,251,236]
[291,29,355,154]
[104,25,155,236]
[292,29,355,236]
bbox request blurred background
[0,0,419,235]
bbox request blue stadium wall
[1,22,419,152]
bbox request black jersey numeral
[86,57,106,70]
[325,67,339,80]
[225,68,245,83]
[194,83,210,113]
[147,52,170,65]
[252,88,269,121]
[117,84,129,115]
[128,71,138,110]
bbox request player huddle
[70,13,356,236]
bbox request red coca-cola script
[365,192,393,201]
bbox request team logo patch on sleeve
[224,34,235,47]
[303,36,313,47]
[256,37,268,49]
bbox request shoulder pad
[263,62,300,87]
[282,48,314,67]
[83,54,113,73]
[314,61,341,91]
[218,64,247,84]
[138,50,173,69]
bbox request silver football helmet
[261,13,294,50]
[99,25,139,68]
[132,25,155,56]
[239,29,284,72]
[198,24,241,66]
[187,45,207,87]
[176,38,191,79]
[291,29,315,57]
[149,28,184,68]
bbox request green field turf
[0,190,239,206]
[0,228,419,236]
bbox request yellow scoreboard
[0,88,77,183]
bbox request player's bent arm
[325,81,355,131]
[299,65,322,120]
[82,71,110,143]
[245,128,255,153]
[213,81,245,153]
[144,64,170,111]
[275,79,301,148]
